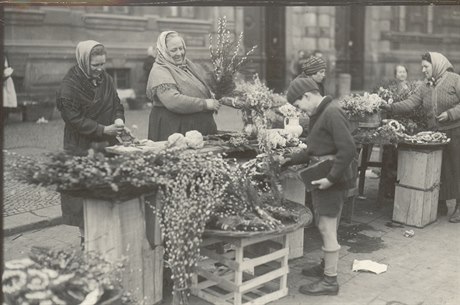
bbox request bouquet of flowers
[373,79,427,133]
[3,247,126,305]
[209,16,257,99]
[277,103,302,118]
[340,92,386,118]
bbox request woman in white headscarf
[56,40,125,239]
[146,31,220,141]
[381,52,460,222]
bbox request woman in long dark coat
[56,40,125,239]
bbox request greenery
[209,16,257,99]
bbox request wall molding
[4,8,45,25]
[82,13,149,31]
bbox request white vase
[284,117,303,138]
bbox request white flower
[2,269,27,294]
[5,258,36,269]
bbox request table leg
[358,144,370,197]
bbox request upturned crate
[191,233,289,305]
[392,144,444,228]
[393,185,439,228]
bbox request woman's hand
[104,124,123,136]
[379,103,392,112]
[205,99,221,112]
[436,112,449,123]
[311,178,334,190]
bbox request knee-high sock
[322,246,341,277]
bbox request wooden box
[83,195,163,305]
[397,147,443,190]
[281,174,306,259]
[191,233,289,305]
[392,185,439,228]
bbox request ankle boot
[301,259,324,277]
[298,275,339,296]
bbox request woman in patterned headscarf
[56,40,125,240]
[146,31,220,141]
[381,52,460,222]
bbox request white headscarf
[155,31,187,68]
[75,40,103,78]
[429,52,454,83]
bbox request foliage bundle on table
[3,247,127,305]
[209,16,257,99]
[373,79,427,133]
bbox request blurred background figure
[299,56,327,96]
[143,45,156,82]
[394,64,409,91]
[3,56,18,120]
[290,50,308,80]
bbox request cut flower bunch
[3,247,126,305]
[340,92,386,118]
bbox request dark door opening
[265,6,286,93]
[335,6,365,91]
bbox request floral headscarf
[156,31,187,68]
[76,40,103,78]
[429,52,454,85]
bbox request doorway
[335,6,366,91]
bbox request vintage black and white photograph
[3,4,460,305]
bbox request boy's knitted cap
[286,77,319,104]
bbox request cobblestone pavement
[3,106,242,217]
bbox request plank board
[83,197,162,304]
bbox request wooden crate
[397,147,443,190]
[191,233,289,305]
[392,185,439,228]
[83,195,163,305]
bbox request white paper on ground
[352,259,388,274]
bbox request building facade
[3,5,460,103]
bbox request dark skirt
[311,187,346,217]
[439,126,460,201]
[148,107,217,141]
[60,193,84,228]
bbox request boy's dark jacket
[289,96,357,190]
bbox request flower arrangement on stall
[277,103,302,118]
[3,247,128,305]
[209,16,257,99]
[340,92,386,118]
[373,79,427,133]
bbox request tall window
[405,6,428,33]
[433,6,460,34]
[86,6,131,15]
[106,68,130,89]
[165,6,195,18]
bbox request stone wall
[4,7,213,101]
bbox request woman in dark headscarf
[56,40,125,239]
[146,31,220,141]
[381,52,460,222]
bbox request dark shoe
[301,259,324,277]
[299,275,339,296]
[438,201,448,216]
